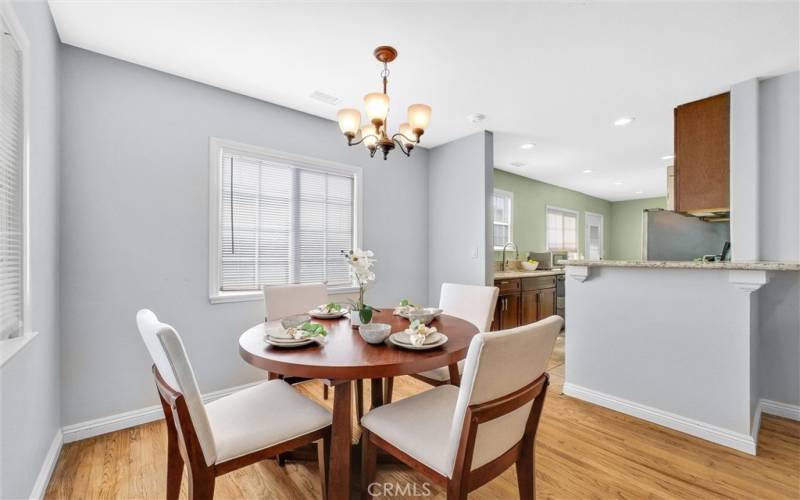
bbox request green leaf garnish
[399,299,414,307]
[324,302,342,313]
[299,322,328,337]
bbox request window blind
[0,23,24,340]
[492,191,512,248]
[219,150,354,291]
[546,208,578,251]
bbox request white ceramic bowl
[280,314,310,329]
[358,323,392,344]
[521,261,539,271]
[406,308,438,325]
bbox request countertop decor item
[343,249,376,327]
[336,46,432,160]
[521,260,539,271]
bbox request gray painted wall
[0,2,62,498]
[757,71,800,406]
[59,46,430,426]
[427,131,493,303]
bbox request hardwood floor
[45,336,800,499]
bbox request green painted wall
[609,197,667,260]
[493,169,612,259]
[493,169,667,262]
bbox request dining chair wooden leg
[383,377,394,404]
[360,430,377,500]
[317,432,331,500]
[515,435,535,500]
[187,466,215,500]
[448,364,461,386]
[323,383,329,400]
[159,397,183,500]
[355,379,364,422]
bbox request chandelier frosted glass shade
[337,108,361,136]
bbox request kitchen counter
[494,269,565,279]
[562,259,799,271]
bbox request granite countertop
[494,269,565,279]
[561,260,800,272]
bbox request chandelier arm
[392,137,412,157]
[347,134,381,147]
[391,132,419,145]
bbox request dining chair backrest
[439,283,499,332]
[263,283,328,321]
[444,315,563,476]
[136,309,218,466]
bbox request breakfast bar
[562,260,799,454]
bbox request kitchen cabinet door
[521,290,538,325]
[674,92,730,214]
[538,288,556,319]
[497,294,520,330]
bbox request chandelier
[336,46,432,160]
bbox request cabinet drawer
[495,279,521,295]
[521,276,556,291]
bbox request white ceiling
[49,1,799,201]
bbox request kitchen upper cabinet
[674,92,730,215]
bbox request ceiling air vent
[309,91,341,106]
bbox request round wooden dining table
[238,309,479,500]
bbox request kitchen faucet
[501,242,518,271]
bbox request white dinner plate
[389,332,448,350]
[308,309,348,319]
[264,336,315,348]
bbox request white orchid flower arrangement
[342,249,376,323]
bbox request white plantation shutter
[218,149,355,292]
[0,22,24,340]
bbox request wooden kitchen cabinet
[491,275,558,331]
[674,92,730,215]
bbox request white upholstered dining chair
[383,283,499,402]
[136,309,332,500]
[361,315,563,500]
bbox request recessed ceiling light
[520,142,535,150]
[309,90,341,105]
[661,154,675,161]
[510,161,526,168]
[635,190,644,194]
[582,169,593,173]
[613,116,635,127]
[613,181,624,185]
[467,113,486,123]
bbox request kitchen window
[546,206,579,252]
[208,138,362,303]
[493,189,513,250]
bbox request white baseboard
[759,398,800,421]
[563,382,757,455]
[29,429,63,500]
[62,379,265,444]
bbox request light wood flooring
[45,337,800,499]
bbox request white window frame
[584,211,604,260]
[208,137,363,304]
[0,3,35,367]
[492,189,514,251]
[545,205,579,252]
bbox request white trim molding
[566,265,590,282]
[62,379,266,443]
[29,430,63,500]
[759,399,800,421]
[563,383,757,455]
[728,269,769,293]
[207,137,364,304]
